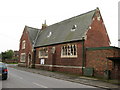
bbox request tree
[6,50,14,59]
[1,50,14,60]
[0,53,2,61]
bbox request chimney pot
[41,20,47,30]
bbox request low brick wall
[4,60,18,63]
[35,64,82,75]
[52,67,82,75]
[35,64,52,71]
[18,63,26,67]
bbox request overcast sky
[0,0,119,52]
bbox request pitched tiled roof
[26,26,40,44]
[34,9,96,47]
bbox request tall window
[39,47,48,58]
[20,53,26,62]
[22,40,26,49]
[61,44,77,58]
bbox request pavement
[8,64,120,89]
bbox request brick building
[19,26,39,67]
[19,8,120,79]
[86,47,120,79]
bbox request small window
[39,47,48,58]
[61,44,77,58]
[20,53,26,62]
[22,40,26,49]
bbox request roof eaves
[34,39,82,48]
[86,46,120,50]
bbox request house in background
[3,50,19,63]
[13,51,19,60]
[18,8,120,80]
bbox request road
[1,67,103,89]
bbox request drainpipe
[82,37,85,75]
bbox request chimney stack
[42,20,47,30]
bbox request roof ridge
[42,8,96,30]
[25,25,40,30]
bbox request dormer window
[47,32,52,38]
[71,25,77,31]
[22,40,26,49]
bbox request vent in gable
[97,16,100,21]
[89,26,91,29]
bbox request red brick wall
[109,49,120,79]
[5,60,18,63]
[35,41,83,75]
[35,43,120,79]
[86,48,118,78]
[53,42,83,66]
[85,10,110,48]
[53,67,82,75]
[19,26,33,67]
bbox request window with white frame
[20,53,26,62]
[61,44,77,58]
[39,47,48,58]
[22,40,26,49]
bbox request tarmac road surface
[1,67,104,89]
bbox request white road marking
[32,82,48,88]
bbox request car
[0,62,8,80]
